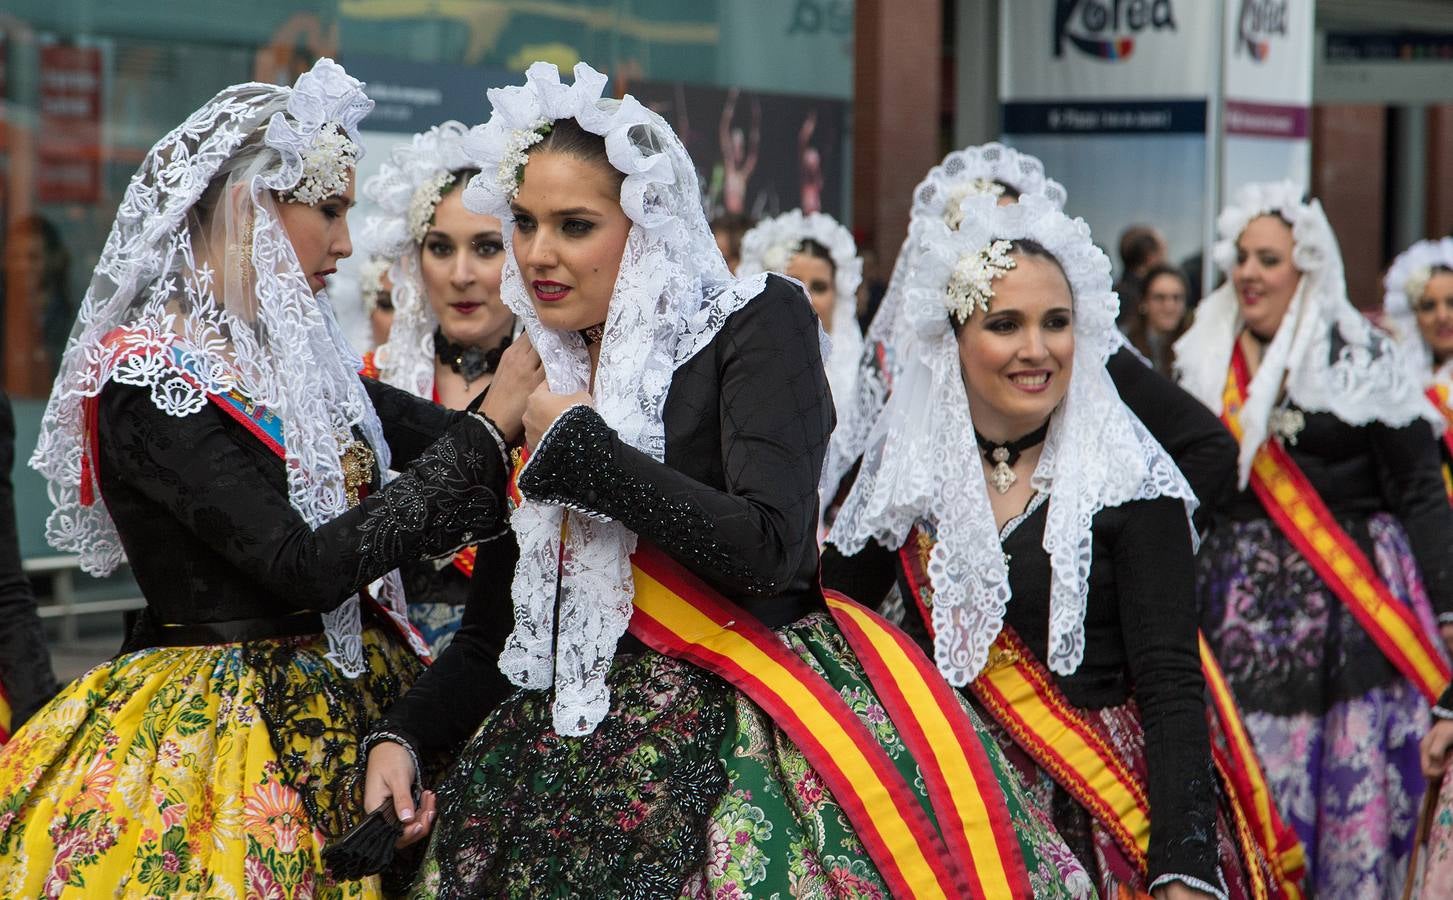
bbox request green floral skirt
[411,613,1094,899]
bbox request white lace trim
[828,195,1196,684]
[1148,872,1229,900]
[736,209,864,503]
[29,59,428,676]
[1174,181,1442,487]
[460,62,766,736]
[831,143,1068,502]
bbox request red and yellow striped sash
[1200,637,1305,899]
[1224,345,1451,703]
[628,542,1029,900]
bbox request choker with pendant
[434,328,511,385]
[579,322,606,346]
[974,421,1051,494]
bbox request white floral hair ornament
[1383,237,1453,384]
[832,143,1069,496]
[945,239,1016,324]
[362,121,480,399]
[737,209,865,513]
[1175,181,1442,486]
[262,58,371,205]
[459,62,771,736]
[829,193,1196,685]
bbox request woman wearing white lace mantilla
[833,144,1236,528]
[821,193,1290,899]
[0,60,533,897]
[735,209,863,524]
[1178,182,1453,897]
[362,121,542,654]
[361,62,1092,899]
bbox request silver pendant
[1269,407,1306,445]
[989,447,1016,494]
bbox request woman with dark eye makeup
[1176,182,1453,897]
[362,122,545,654]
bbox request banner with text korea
[1221,0,1313,196]
[999,0,1219,286]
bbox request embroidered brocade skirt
[1198,512,1440,898]
[410,612,1094,899]
[0,623,421,899]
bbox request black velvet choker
[974,421,1051,494]
[433,328,511,385]
[579,322,606,346]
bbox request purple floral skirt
[1198,513,1441,898]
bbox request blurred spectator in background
[711,212,754,273]
[1125,262,1191,377]
[1114,224,1167,329]
[1,215,73,390]
[358,254,395,349]
[0,390,59,735]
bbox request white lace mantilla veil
[831,142,1069,484]
[1173,180,1442,487]
[362,121,476,399]
[735,209,864,501]
[1383,237,1453,389]
[30,58,428,676]
[459,61,771,736]
[827,194,1196,685]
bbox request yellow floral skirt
[0,624,421,899]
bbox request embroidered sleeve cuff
[362,727,423,790]
[1439,612,1453,625]
[1433,705,1453,721]
[518,404,614,519]
[1148,871,1228,900]
[468,410,511,470]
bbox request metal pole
[1203,0,1227,301]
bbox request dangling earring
[234,217,255,291]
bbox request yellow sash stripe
[975,641,1151,862]
[0,689,10,744]
[631,566,954,900]
[824,596,1018,900]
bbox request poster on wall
[37,44,104,204]
[630,80,848,222]
[999,0,1217,280]
[1221,0,1313,196]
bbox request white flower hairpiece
[943,179,1006,229]
[289,127,361,206]
[945,239,1016,323]
[359,255,390,302]
[1406,265,1435,305]
[406,170,455,243]
[498,119,552,201]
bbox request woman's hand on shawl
[523,382,593,449]
[480,334,545,443]
[363,742,437,847]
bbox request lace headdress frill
[1383,236,1453,389]
[30,59,428,675]
[459,61,771,736]
[735,209,864,498]
[828,194,1196,685]
[362,121,477,399]
[1174,181,1442,487]
[832,143,1069,489]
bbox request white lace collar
[828,194,1195,684]
[1174,181,1441,486]
[460,61,768,735]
